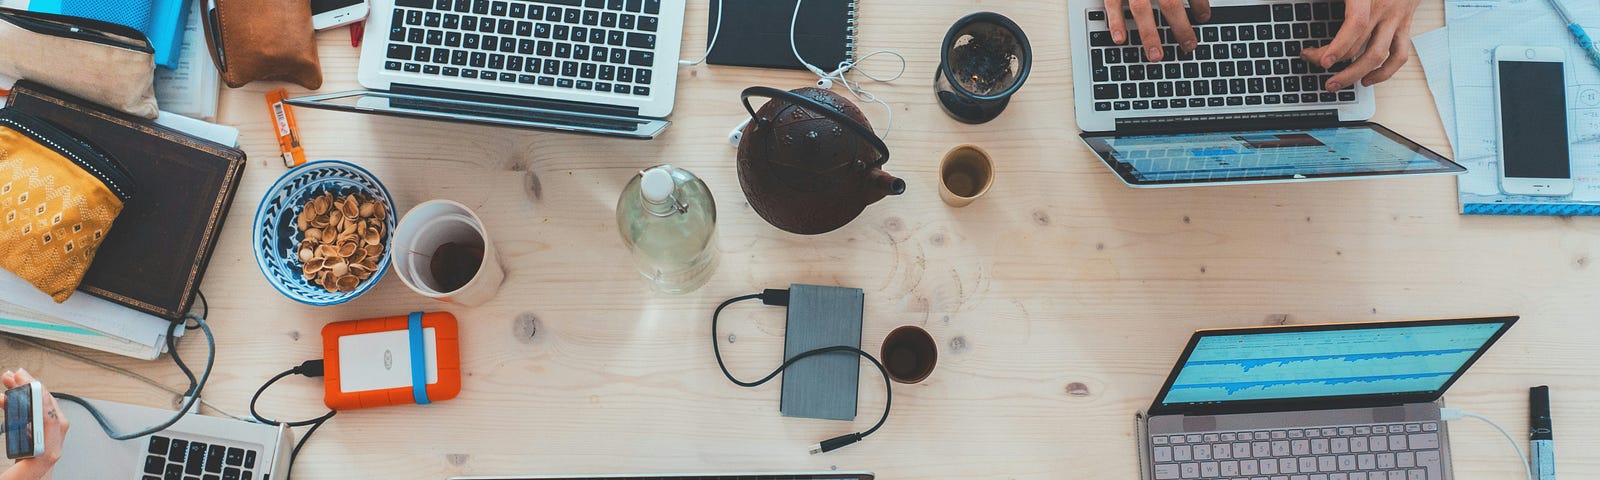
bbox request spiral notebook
[706,0,855,71]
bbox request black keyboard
[1085,2,1357,112]
[385,0,662,97]
[141,435,263,480]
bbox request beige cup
[939,144,995,207]
[392,200,506,306]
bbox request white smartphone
[1493,45,1573,197]
[4,381,45,460]
[312,0,369,31]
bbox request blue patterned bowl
[253,161,397,306]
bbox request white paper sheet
[1413,27,1456,152]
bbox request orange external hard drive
[321,311,461,410]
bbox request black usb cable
[250,359,336,479]
[712,289,891,454]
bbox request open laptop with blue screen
[1137,316,1516,480]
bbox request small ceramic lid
[640,167,675,204]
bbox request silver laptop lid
[1079,121,1464,187]
[287,89,670,139]
[1148,317,1517,417]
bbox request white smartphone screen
[1498,60,1570,180]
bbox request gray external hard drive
[779,284,864,421]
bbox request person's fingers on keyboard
[1105,0,1130,44]
[1128,0,1164,60]
[1304,0,1374,68]
[1191,0,1212,23]
[1327,17,1395,91]
[1361,17,1413,86]
[1159,0,1198,52]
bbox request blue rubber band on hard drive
[409,312,431,405]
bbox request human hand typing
[1103,0,1211,61]
[1300,0,1421,90]
[2,369,69,480]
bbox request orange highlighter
[265,89,307,167]
[321,312,462,411]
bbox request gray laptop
[55,397,293,480]
[1067,0,1466,187]
[1138,316,1517,480]
[288,0,686,139]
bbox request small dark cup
[881,325,938,384]
[934,12,1032,124]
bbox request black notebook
[706,0,856,71]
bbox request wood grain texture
[5,0,1599,478]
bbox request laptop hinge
[391,83,643,118]
[1113,109,1340,135]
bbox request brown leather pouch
[201,0,322,89]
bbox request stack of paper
[0,270,180,360]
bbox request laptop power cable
[712,289,892,454]
[250,359,336,480]
[54,311,217,441]
[1439,408,1534,480]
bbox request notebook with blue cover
[27,0,189,69]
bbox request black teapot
[736,86,905,235]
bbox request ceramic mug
[392,199,505,306]
[939,144,995,207]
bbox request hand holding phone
[2,369,68,480]
[1494,46,1574,197]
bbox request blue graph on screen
[1162,323,1503,404]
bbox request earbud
[728,118,752,148]
[816,77,833,89]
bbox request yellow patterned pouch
[0,109,135,302]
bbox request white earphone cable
[678,0,725,66]
[786,0,905,139]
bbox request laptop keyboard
[386,0,662,97]
[1150,421,1443,480]
[142,435,264,480]
[1086,3,1357,112]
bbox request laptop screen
[1151,317,1516,415]
[1080,123,1464,186]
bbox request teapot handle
[740,86,891,168]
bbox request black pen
[1530,386,1555,479]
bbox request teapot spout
[869,169,906,196]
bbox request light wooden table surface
[5,0,1598,478]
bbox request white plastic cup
[391,200,505,306]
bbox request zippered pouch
[0,109,137,302]
[0,7,159,118]
[201,0,322,89]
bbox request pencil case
[0,7,160,118]
[200,0,322,89]
[0,109,137,302]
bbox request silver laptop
[289,0,686,139]
[1067,0,1465,187]
[1137,316,1516,480]
[55,397,292,480]
[453,473,874,480]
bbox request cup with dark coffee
[881,325,938,384]
[392,200,505,306]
